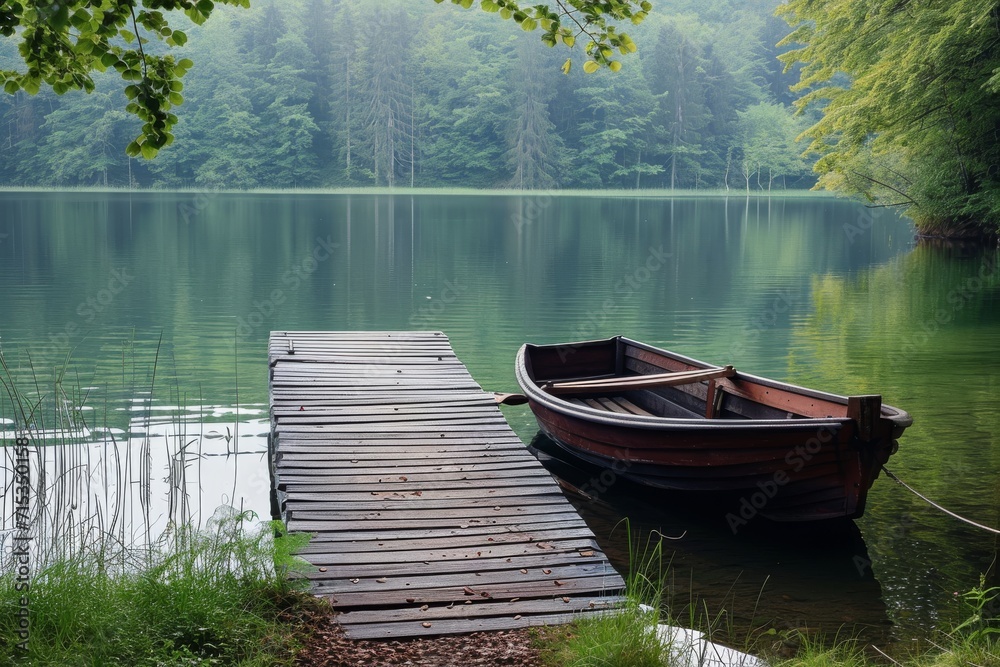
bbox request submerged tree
[778,0,1000,237]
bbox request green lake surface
[1,191,998,642]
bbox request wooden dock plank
[269,330,624,639]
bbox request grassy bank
[532,527,1000,667]
[0,344,321,665]
[0,184,836,199]
[534,588,1000,667]
[0,512,320,665]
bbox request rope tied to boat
[882,466,1000,535]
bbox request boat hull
[515,337,910,523]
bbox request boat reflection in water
[527,432,893,648]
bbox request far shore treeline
[0,0,811,193]
[3,0,997,238]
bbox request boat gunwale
[515,336,913,433]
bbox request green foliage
[0,508,312,665]
[761,576,1000,666]
[1,0,642,160]
[439,0,645,73]
[736,101,806,191]
[0,0,808,191]
[778,0,1000,237]
[0,0,250,159]
[544,521,671,667]
[953,574,1000,642]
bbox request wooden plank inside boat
[269,331,625,640]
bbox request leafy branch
[2,0,649,160]
[440,0,647,73]
[0,0,249,159]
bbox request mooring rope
[882,466,1000,535]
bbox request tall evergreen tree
[648,20,708,189]
[505,38,565,189]
[355,7,413,186]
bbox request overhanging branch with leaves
[1,0,648,159]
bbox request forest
[0,0,813,191]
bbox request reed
[760,576,1000,666]
[0,340,313,665]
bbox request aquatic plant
[0,341,313,665]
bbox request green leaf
[561,58,572,75]
[184,8,207,25]
[140,142,159,160]
[125,140,142,157]
[3,80,18,94]
[583,60,599,74]
[520,16,536,31]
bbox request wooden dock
[268,331,625,639]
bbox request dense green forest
[779,0,1000,236]
[0,0,812,191]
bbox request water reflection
[528,432,892,645]
[0,398,271,568]
[2,191,998,639]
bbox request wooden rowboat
[513,336,912,523]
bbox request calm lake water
[1,191,998,643]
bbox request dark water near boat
[1,191,998,642]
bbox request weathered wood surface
[269,331,624,640]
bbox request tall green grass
[0,511,312,665]
[539,520,671,667]
[536,518,1000,667]
[0,341,315,665]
